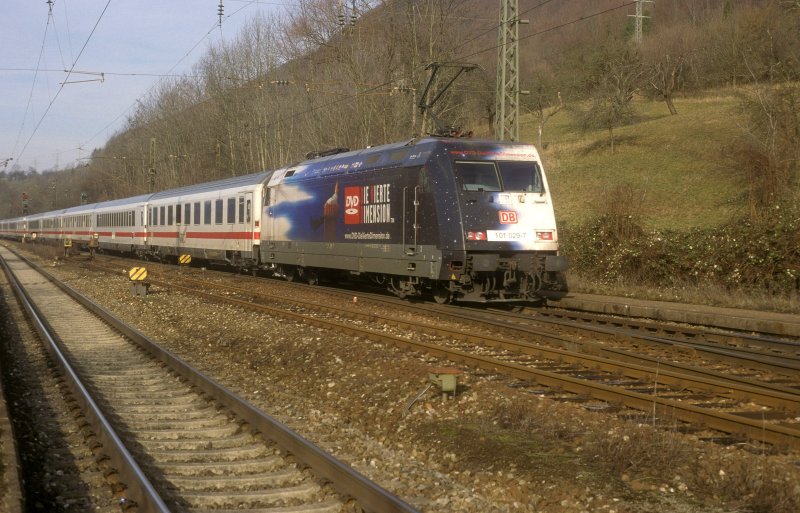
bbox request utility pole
[495,0,528,141]
[629,0,654,43]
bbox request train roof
[93,194,152,210]
[275,137,538,185]
[149,171,271,200]
[57,194,153,215]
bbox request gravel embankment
[8,248,800,513]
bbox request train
[0,137,567,303]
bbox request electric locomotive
[260,136,567,303]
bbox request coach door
[264,186,276,247]
[177,202,188,251]
[238,192,254,254]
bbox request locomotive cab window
[497,161,544,193]
[454,161,501,192]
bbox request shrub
[561,204,800,294]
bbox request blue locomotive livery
[260,137,567,303]
[0,136,567,304]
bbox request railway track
[0,336,23,513]
[0,246,421,513]
[72,254,800,451]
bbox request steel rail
[492,308,800,372]
[84,253,800,370]
[0,284,25,513]
[6,247,421,513]
[157,265,800,377]
[537,307,800,351]
[0,248,172,513]
[127,275,800,450]
[141,273,800,413]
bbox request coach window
[184,204,191,225]
[204,201,212,225]
[215,199,223,224]
[195,202,201,225]
[168,205,174,226]
[175,204,182,224]
[246,199,252,223]
[227,198,236,224]
[160,206,166,226]
[238,196,245,223]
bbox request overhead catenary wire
[68,0,633,171]
[0,67,202,79]
[14,0,114,166]
[78,0,264,154]
[65,0,495,164]
[456,0,637,62]
[10,14,52,160]
[229,0,639,141]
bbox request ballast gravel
[7,248,799,513]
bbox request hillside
[537,92,743,231]
[1,0,796,307]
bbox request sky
[1,0,292,173]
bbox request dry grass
[566,272,800,314]
[491,399,800,513]
[534,92,743,231]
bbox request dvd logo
[344,187,362,224]
[499,210,518,224]
[345,194,359,215]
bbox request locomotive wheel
[388,277,406,299]
[303,268,319,285]
[278,265,298,282]
[432,284,452,304]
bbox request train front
[431,140,568,302]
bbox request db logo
[499,210,518,224]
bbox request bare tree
[580,42,643,153]
[525,78,564,150]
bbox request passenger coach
[144,172,268,266]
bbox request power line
[14,0,114,165]
[448,0,557,56]
[245,1,639,141]
[10,15,52,160]
[455,0,637,63]
[0,67,200,78]
[79,0,264,152]
[76,1,635,171]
